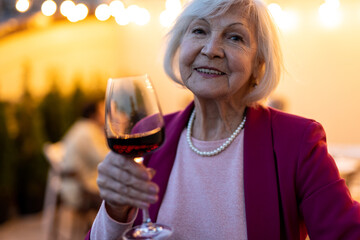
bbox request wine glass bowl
[105,74,165,157]
[104,74,172,239]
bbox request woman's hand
[97,151,159,222]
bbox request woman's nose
[200,36,224,59]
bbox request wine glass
[104,74,173,240]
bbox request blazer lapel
[244,106,281,239]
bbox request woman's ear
[252,58,264,79]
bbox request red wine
[107,128,164,157]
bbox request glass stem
[134,157,152,225]
[142,208,152,224]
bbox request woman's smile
[194,67,226,78]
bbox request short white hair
[163,0,283,106]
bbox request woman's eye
[229,35,244,42]
[192,28,206,35]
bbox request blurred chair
[42,142,94,240]
[42,141,64,240]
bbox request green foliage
[65,82,88,126]
[38,82,68,143]
[0,101,17,223]
[13,87,48,215]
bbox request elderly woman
[87,0,360,239]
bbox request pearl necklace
[186,109,247,157]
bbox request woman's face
[179,5,259,101]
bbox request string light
[12,0,360,29]
[60,0,75,17]
[76,3,89,21]
[126,5,150,25]
[16,0,30,13]
[165,0,182,12]
[132,7,150,25]
[125,5,140,22]
[41,0,57,17]
[95,4,111,21]
[318,0,342,28]
[268,3,298,31]
[109,0,125,17]
[160,0,182,27]
[115,13,130,26]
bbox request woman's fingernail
[149,185,158,194]
[142,172,150,180]
[148,195,158,203]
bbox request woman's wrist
[104,201,135,223]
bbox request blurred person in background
[60,98,108,211]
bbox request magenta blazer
[86,102,360,239]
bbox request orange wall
[273,2,360,144]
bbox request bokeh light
[126,5,141,22]
[60,0,75,17]
[66,3,88,22]
[115,12,130,26]
[160,0,182,27]
[16,0,30,13]
[165,0,182,13]
[41,0,57,17]
[318,0,342,28]
[268,3,299,31]
[9,0,357,31]
[109,0,125,17]
[131,7,151,25]
[76,3,89,21]
[95,4,111,21]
